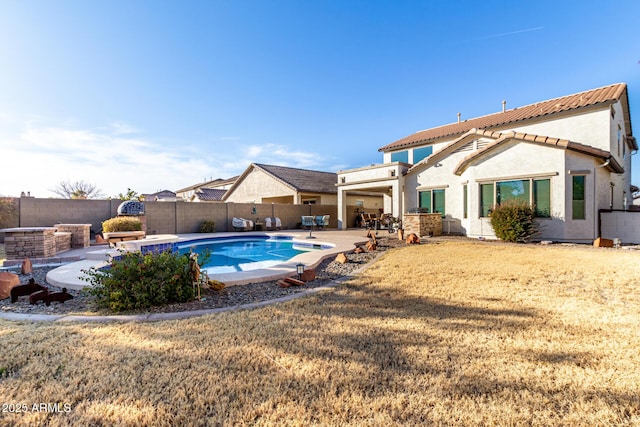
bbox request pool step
[86,249,121,261]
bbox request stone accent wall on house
[403,213,442,237]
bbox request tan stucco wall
[225,169,296,203]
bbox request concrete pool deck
[44,229,371,291]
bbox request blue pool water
[176,236,331,274]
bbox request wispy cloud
[464,27,544,42]
[0,121,330,197]
[109,121,142,135]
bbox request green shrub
[489,200,538,243]
[82,250,198,312]
[200,220,216,233]
[102,216,142,232]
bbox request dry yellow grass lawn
[1,241,639,426]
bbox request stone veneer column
[402,213,443,237]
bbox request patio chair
[315,214,330,229]
[363,213,377,228]
[232,217,254,232]
[301,215,315,230]
[264,217,282,230]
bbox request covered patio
[336,162,410,230]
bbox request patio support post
[337,188,347,230]
[391,179,402,218]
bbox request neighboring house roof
[141,190,176,201]
[255,164,338,193]
[380,83,632,152]
[175,177,238,194]
[223,163,338,201]
[195,188,226,201]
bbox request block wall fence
[0,197,349,241]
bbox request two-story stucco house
[337,83,636,243]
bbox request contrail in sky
[465,27,544,42]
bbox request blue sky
[1,0,638,198]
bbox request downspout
[594,159,611,239]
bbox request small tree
[489,200,538,243]
[117,188,140,201]
[51,180,105,199]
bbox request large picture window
[391,150,409,163]
[418,189,445,215]
[572,176,585,220]
[480,178,551,218]
[496,180,530,204]
[413,146,433,163]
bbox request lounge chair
[232,217,254,231]
[301,215,315,230]
[315,215,329,229]
[264,217,282,230]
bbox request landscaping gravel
[0,235,407,316]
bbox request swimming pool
[176,235,332,274]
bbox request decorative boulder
[284,277,305,286]
[335,253,348,264]
[406,233,420,244]
[593,237,614,248]
[300,269,316,282]
[21,258,33,275]
[0,272,20,300]
[277,280,291,288]
[208,279,226,291]
[95,234,107,244]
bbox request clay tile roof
[380,83,628,152]
[453,131,624,175]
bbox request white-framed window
[572,176,586,220]
[479,178,551,218]
[418,189,445,216]
[463,184,468,219]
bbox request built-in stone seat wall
[1,224,91,261]
[55,232,72,254]
[403,213,443,237]
[55,224,91,248]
